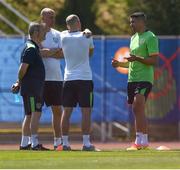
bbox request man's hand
[111,58,129,68]
[83,28,92,38]
[111,59,120,68]
[124,54,137,62]
[11,82,20,94]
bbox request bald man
[61,14,96,151]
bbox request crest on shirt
[53,37,59,43]
[139,39,145,45]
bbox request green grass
[0,150,180,169]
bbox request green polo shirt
[128,31,159,84]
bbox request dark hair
[28,22,45,36]
[130,12,146,21]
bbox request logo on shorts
[36,103,42,109]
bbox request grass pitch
[0,149,180,169]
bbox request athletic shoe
[62,145,71,151]
[126,143,142,151]
[19,144,31,150]
[141,145,149,150]
[31,144,50,151]
[82,145,97,151]
[55,144,63,151]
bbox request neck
[137,26,146,33]
[30,38,40,46]
[69,28,80,33]
[46,25,51,32]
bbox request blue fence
[0,36,179,124]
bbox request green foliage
[56,0,101,33]
[0,0,180,35]
[0,0,65,35]
[92,0,130,35]
[127,0,180,35]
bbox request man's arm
[40,48,64,59]
[89,48,94,57]
[125,54,158,66]
[111,59,129,68]
[18,63,29,80]
[11,63,29,93]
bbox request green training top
[128,30,159,84]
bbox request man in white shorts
[40,8,63,150]
[61,14,95,151]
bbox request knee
[132,99,144,114]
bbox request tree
[56,0,101,33]
[92,0,130,35]
[127,0,180,35]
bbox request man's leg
[20,115,31,148]
[61,107,73,148]
[133,94,147,133]
[81,107,92,147]
[51,105,62,147]
[30,111,41,148]
[133,94,148,146]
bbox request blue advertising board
[0,36,179,124]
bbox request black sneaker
[62,145,71,151]
[19,144,31,150]
[31,144,50,151]
[82,145,100,151]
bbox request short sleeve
[57,32,62,48]
[147,35,159,56]
[89,37,94,49]
[21,47,36,65]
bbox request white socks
[135,132,148,146]
[141,134,148,146]
[83,135,91,147]
[21,136,31,147]
[21,135,39,148]
[62,135,91,147]
[135,132,143,145]
[62,136,70,146]
[31,134,39,148]
[54,137,62,147]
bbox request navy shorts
[43,81,63,106]
[127,81,152,104]
[22,95,43,115]
[62,80,93,107]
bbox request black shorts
[62,80,94,107]
[127,81,152,104]
[22,95,43,115]
[43,81,63,107]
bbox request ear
[67,24,70,30]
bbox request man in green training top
[112,12,159,150]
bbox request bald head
[40,8,55,28]
[66,14,81,31]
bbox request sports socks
[31,134,39,148]
[83,135,91,147]
[135,132,149,146]
[54,137,62,147]
[141,133,148,146]
[21,136,31,147]
[62,136,70,146]
[135,132,143,145]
